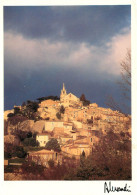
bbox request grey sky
[4,6,131,112]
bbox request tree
[4,143,27,159]
[13,129,30,142]
[60,105,65,114]
[4,120,8,135]
[83,100,90,106]
[48,159,55,168]
[106,50,131,114]
[7,113,15,117]
[120,49,131,99]
[56,112,61,120]
[80,94,86,102]
[8,115,28,126]
[90,130,131,180]
[80,94,90,106]
[37,96,60,103]
[14,107,20,115]
[23,137,39,147]
[45,138,61,152]
[21,160,45,180]
[26,100,39,112]
[19,100,40,120]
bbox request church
[60,83,80,107]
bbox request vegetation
[64,130,131,180]
[80,94,90,106]
[60,105,65,114]
[106,50,131,114]
[4,127,131,180]
[21,161,45,180]
[12,130,33,142]
[37,96,60,103]
[4,120,8,135]
[23,137,39,147]
[80,94,86,101]
[87,119,93,124]
[56,112,61,120]
[7,101,40,121]
[8,158,26,164]
[8,115,28,126]
[21,100,40,120]
[48,159,55,168]
[45,138,61,152]
[4,143,27,159]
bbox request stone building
[28,149,62,167]
[60,83,80,107]
[36,133,51,147]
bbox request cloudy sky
[4,6,131,112]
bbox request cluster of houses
[28,84,131,165]
[4,83,131,167]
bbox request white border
[0,0,132,6]
[0,1,137,195]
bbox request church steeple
[63,83,65,91]
[60,83,67,101]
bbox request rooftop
[29,149,55,155]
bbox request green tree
[45,138,61,152]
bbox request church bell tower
[60,83,67,101]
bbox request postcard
[0,0,137,195]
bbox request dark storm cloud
[4,6,131,112]
[4,62,121,111]
[4,6,131,45]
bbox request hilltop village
[4,84,131,169]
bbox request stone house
[36,133,51,147]
[61,142,91,159]
[45,121,64,132]
[39,99,59,108]
[28,149,62,167]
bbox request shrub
[7,113,15,117]
[23,137,39,147]
[45,138,61,152]
[60,105,65,114]
[8,115,28,126]
[56,112,61,120]
[4,143,27,158]
[48,159,54,168]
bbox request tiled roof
[29,149,55,155]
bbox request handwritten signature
[104,181,131,193]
